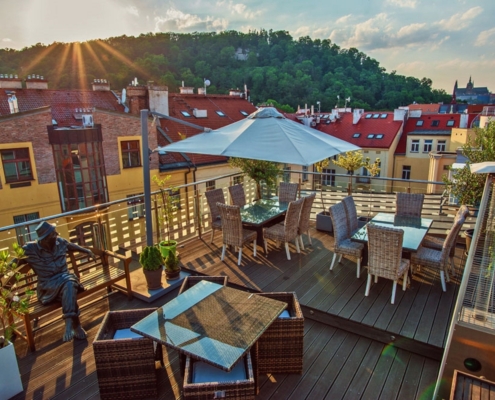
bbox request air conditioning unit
[82,114,94,127]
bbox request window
[240,110,249,116]
[127,193,144,220]
[411,139,420,152]
[437,140,446,152]
[233,176,243,185]
[373,114,379,118]
[375,134,384,139]
[283,165,291,183]
[380,113,388,119]
[367,134,375,139]
[302,165,308,182]
[446,120,455,127]
[180,111,191,117]
[353,133,361,138]
[50,129,109,212]
[431,120,440,127]
[322,168,335,186]
[13,212,39,244]
[365,114,372,119]
[206,180,216,191]
[216,111,226,117]
[423,139,433,152]
[402,166,411,180]
[1,148,33,183]
[416,120,424,126]
[121,140,141,168]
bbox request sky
[0,0,494,93]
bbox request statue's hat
[35,221,56,240]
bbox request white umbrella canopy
[160,107,360,166]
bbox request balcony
[2,172,474,399]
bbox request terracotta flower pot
[143,268,163,289]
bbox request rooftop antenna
[317,101,321,113]
[344,97,351,110]
[204,78,210,95]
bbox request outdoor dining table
[130,280,287,373]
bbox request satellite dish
[121,88,126,104]
[204,79,211,87]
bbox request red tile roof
[159,94,257,167]
[407,103,441,113]
[0,89,124,126]
[286,111,403,150]
[395,113,461,154]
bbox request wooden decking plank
[285,329,351,400]
[322,336,373,399]
[379,348,411,399]
[360,345,398,399]
[416,357,440,400]
[397,353,426,400]
[328,273,367,316]
[342,341,386,400]
[347,275,389,322]
[414,283,442,343]
[428,278,458,348]
[399,279,434,339]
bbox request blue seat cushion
[192,358,246,383]
[113,328,143,340]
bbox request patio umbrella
[158,107,360,165]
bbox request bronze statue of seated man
[22,222,96,342]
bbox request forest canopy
[0,29,451,111]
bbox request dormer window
[181,111,191,117]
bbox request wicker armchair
[342,195,359,236]
[256,292,304,374]
[205,188,225,243]
[93,308,163,400]
[298,193,316,250]
[217,203,257,266]
[411,215,466,291]
[422,205,469,277]
[328,202,364,277]
[228,184,246,207]
[278,182,299,202]
[395,192,424,217]
[365,224,410,304]
[263,197,304,260]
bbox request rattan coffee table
[130,280,287,372]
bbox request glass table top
[239,199,288,226]
[130,280,287,371]
[351,212,433,252]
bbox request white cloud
[386,0,418,9]
[293,26,312,38]
[396,23,426,38]
[216,1,260,19]
[437,6,482,31]
[2,38,12,42]
[126,6,139,17]
[154,8,228,32]
[335,14,352,25]
[475,27,495,46]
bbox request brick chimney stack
[25,74,48,89]
[92,78,110,91]
[0,74,22,89]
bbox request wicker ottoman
[93,308,162,400]
[183,353,255,400]
[178,275,228,295]
[256,292,304,374]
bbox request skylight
[376,134,384,139]
[446,120,455,127]
[416,120,424,126]
[353,133,361,138]
[367,134,375,138]
[373,114,380,118]
[365,114,372,119]
[181,111,191,117]
[240,110,249,116]
[216,111,226,117]
[431,120,440,127]
[380,114,387,119]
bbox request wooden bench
[8,247,132,352]
[451,370,495,399]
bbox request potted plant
[152,174,179,259]
[139,245,163,290]
[0,243,31,398]
[164,251,181,281]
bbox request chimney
[229,88,241,96]
[353,109,364,124]
[92,78,110,91]
[25,74,48,89]
[179,86,194,94]
[198,87,206,95]
[0,74,22,89]
[126,84,148,115]
[148,84,169,116]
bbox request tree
[229,158,281,199]
[443,121,495,206]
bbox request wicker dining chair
[217,202,257,266]
[263,197,304,260]
[395,192,424,217]
[411,215,466,292]
[365,224,410,304]
[228,184,246,207]
[422,205,469,277]
[298,193,316,250]
[278,182,299,202]
[205,188,225,243]
[342,195,359,236]
[328,202,364,278]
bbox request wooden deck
[10,219,466,399]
